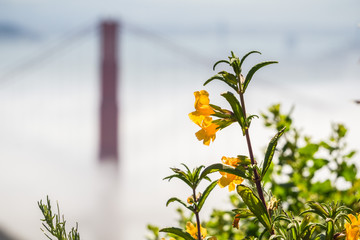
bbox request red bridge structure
[99,20,119,164]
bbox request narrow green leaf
[335,206,353,215]
[221,91,246,135]
[229,55,241,75]
[259,228,269,240]
[213,59,230,70]
[209,104,222,111]
[314,233,325,240]
[160,227,195,240]
[218,71,238,85]
[273,215,291,224]
[243,61,278,93]
[299,215,310,233]
[233,208,255,218]
[300,209,320,217]
[197,181,217,211]
[166,197,193,212]
[246,114,259,127]
[335,213,351,225]
[200,163,248,180]
[180,163,191,175]
[212,118,235,130]
[240,51,261,70]
[325,219,334,240]
[261,127,286,177]
[301,225,317,240]
[163,174,193,189]
[193,165,205,184]
[277,225,288,239]
[269,235,284,240]
[237,185,272,232]
[204,73,237,92]
[288,223,298,240]
[307,201,329,219]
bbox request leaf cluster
[270,201,352,240]
[205,51,277,135]
[161,164,219,239]
[150,52,359,240]
[38,196,80,240]
[262,104,359,213]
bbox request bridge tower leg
[99,20,119,163]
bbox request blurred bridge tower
[99,20,119,164]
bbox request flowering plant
[37,52,360,240]
[157,51,360,240]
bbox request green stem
[193,188,202,240]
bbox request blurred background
[0,0,359,239]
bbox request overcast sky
[1,0,359,36]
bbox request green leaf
[243,61,278,93]
[325,219,334,240]
[288,222,298,240]
[334,213,352,225]
[219,71,238,85]
[197,181,217,212]
[301,225,317,240]
[237,185,272,232]
[160,227,195,240]
[299,215,311,233]
[204,73,238,92]
[229,53,241,75]
[166,197,194,212]
[240,51,261,70]
[213,59,230,70]
[273,215,291,224]
[212,118,235,130]
[200,163,248,180]
[261,127,286,177]
[335,205,353,215]
[259,228,269,240]
[314,233,325,240]
[307,201,329,219]
[233,208,255,218]
[269,235,284,240]
[163,174,193,189]
[247,114,259,127]
[221,91,246,135]
[192,165,205,183]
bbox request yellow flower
[189,90,215,123]
[221,156,241,166]
[186,222,207,239]
[189,90,219,146]
[160,238,175,240]
[345,213,360,240]
[218,156,244,192]
[195,116,219,146]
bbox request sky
[0,0,359,240]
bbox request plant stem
[238,89,268,213]
[193,188,202,240]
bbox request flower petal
[218,176,232,188]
